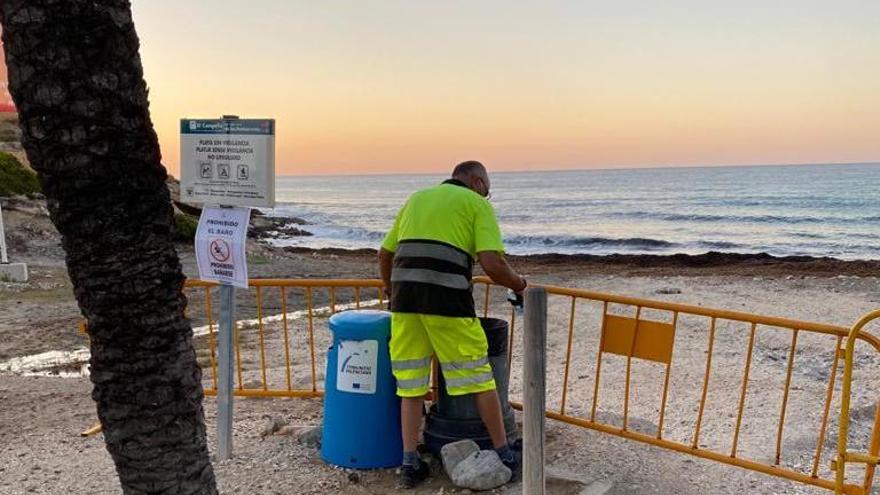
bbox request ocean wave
[504,234,676,249]
[536,199,623,208]
[791,232,828,239]
[496,214,535,221]
[689,198,872,209]
[504,235,746,252]
[300,225,388,242]
[846,232,880,240]
[270,222,759,254]
[606,211,878,225]
[696,240,745,250]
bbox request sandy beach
[1,197,879,495]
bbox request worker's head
[452,160,491,199]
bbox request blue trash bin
[321,310,402,468]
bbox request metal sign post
[216,283,236,460]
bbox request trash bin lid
[329,310,391,340]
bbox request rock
[440,439,480,475]
[449,450,511,491]
[249,215,313,240]
[244,379,264,389]
[655,287,682,295]
[275,425,297,436]
[260,417,289,439]
[297,426,322,448]
[347,471,360,484]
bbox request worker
[378,160,528,488]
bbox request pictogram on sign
[210,239,231,262]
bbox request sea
[265,163,880,261]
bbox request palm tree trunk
[0,1,217,493]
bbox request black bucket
[483,317,509,357]
[423,317,519,452]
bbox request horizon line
[267,160,880,179]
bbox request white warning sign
[180,118,275,208]
[336,340,379,395]
[195,206,250,288]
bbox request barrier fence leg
[217,284,236,460]
[523,287,547,495]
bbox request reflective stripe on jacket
[391,239,475,317]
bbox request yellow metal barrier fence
[181,278,386,399]
[836,309,880,494]
[80,277,880,494]
[470,277,880,495]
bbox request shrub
[174,212,199,242]
[0,152,40,197]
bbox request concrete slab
[0,262,28,282]
[501,467,614,495]
[580,480,614,495]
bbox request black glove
[507,289,524,313]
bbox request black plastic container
[423,317,519,452]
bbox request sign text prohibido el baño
[195,206,250,288]
[180,118,275,208]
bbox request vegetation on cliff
[0,151,40,197]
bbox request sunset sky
[4,2,880,176]
[0,35,13,113]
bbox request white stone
[440,439,480,475]
[297,426,322,448]
[450,449,511,491]
[0,262,27,282]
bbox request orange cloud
[0,32,14,112]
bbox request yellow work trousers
[389,312,496,398]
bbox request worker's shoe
[501,455,520,483]
[511,438,523,452]
[398,461,429,489]
[496,444,520,483]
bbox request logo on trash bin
[337,340,378,395]
[341,352,360,388]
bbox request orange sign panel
[601,314,676,364]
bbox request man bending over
[378,160,527,488]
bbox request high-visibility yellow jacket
[381,179,504,317]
